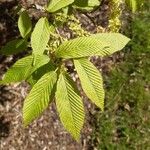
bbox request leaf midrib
[37,19,47,51]
[79,60,99,101]
[63,74,78,137]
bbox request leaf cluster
[0,0,130,140]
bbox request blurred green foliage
[90,1,150,149]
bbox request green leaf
[27,62,56,86]
[47,0,74,13]
[74,0,101,11]
[31,18,50,55]
[18,10,32,38]
[0,39,28,55]
[93,33,130,56]
[23,71,57,126]
[55,72,85,140]
[55,36,108,59]
[0,55,49,84]
[87,0,101,7]
[56,33,130,59]
[74,58,104,110]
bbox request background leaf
[126,0,137,12]
[0,39,28,55]
[74,58,104,110]
[125,0,144,12]
[0,55,49,84]
[47,0,74,13]
[23,71,57,126]
[55,72,85,140]
[31,18,50,55]
[18,10,32,38]
[74,0,101,11]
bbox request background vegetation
[90,1,150,149]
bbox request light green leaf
[0,55,49,84]
[93,33,130,56]
[23,71,57,126]
[74,58,104,110]
[0,39,28,55]
[31,18,50,55]
[27,62,56,86]
[55,36,108,59]
[55,72,85,140]
[74,0,101,11]
[56,33,130,59]
[18,10,32,38]
[47,0,74,13]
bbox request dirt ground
[0,0,120,149]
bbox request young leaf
[23,71,57,126]
[31,18,50,55]
[55,36,108,59]
[18,10,32,38]
[55,72,85,140]
[0,39,28,55]
[93,33,130,56]
[27,62,56,86]
[74,58,104,110]
[47,0,74,13]
[0,55,49,84]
